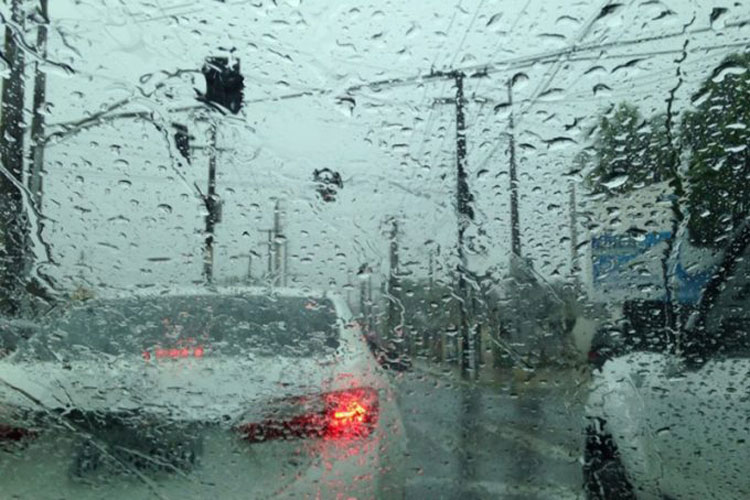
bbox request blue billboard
[592,231,713,305]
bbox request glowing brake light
[236,387,378,443]
[142,346,205,360]
[333,401,366,423]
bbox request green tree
[585,102,676,194]
[682,53,750,248]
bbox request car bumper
[1,421,403,499]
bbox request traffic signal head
[201,57,244,114]
[313,168,343,202]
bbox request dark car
[588,300,680,370]
[584,221,750,499]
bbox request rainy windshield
[18,295,339,360]
[0,1,749,499]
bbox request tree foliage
[682,53,750,248]
[585,103,676,194]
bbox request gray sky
[37,0,750,291]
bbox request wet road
[393,366,586,499]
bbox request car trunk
[0,354,348,498]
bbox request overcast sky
[35,0,750,292]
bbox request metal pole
[202,123,218,283]
[508,78,521,258]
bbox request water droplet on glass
[603,175,630,190]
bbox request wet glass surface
[0,1,749,498]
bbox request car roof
[59,285,352,319]
[79,285,327,300]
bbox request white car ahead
[584,223,750,500]
[0,287,406,499]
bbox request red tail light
[236,387,379,443]
[143,345,205,360]
[0,424,36,442]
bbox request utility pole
[434,70,477,378]
[387,218,401,348]
[246,252,253,283]
[259,229,273,281]
[428,249,434,288]
[273,200,283,286]
[367,273,373,332]
[451,72,482,493]
[199,56,243,284]
[282,238,288,287]
[454,72,475,379]
[507,78,521,258]
[357,263,372,330]
[346,270,352,305]
[569,181,579,278]
[358,271,366,319]
[202,123,219,283]
[28,0,49,210]
[0,0,29,315]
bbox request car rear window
[21,295,339,359]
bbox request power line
[431,0,463,70]
[467,37,749,175]
[448,0,486,69]
[414,0,467,165]
[240,19,750,107]
[58,0,256,29]
[514,0,614,130]
[468,0,531,130]
[464,38,749,137]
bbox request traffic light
[201,57,244,114]
[313,168,343,202]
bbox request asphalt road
[393,366,586,499]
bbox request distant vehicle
[584,222,750,499]
[0,287,406,499]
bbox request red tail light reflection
[143,346,205,360]
[0,424,36,442]
[236,387,378,443]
